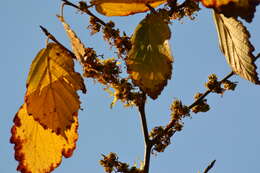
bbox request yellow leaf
[10,104,78,173]
[25,43,86,136]
[213,11,259,84]
[199,0,259,22]
[58,16,87,63]
[91,0,167,16]
[126,12,173,99]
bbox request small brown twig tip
[256,52,260,59]
[145,3,156,13]
[203,160,216,173]
[39,25,47,33]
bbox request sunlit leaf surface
[10,104,78,173]
[213,11,259,84]
[25,43,86,136]
[199,0,260,22]
[91,0,167,16]
[126,12,173,99]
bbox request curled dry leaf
[213,11,259,84]
[10,104,78,173]
[25,43,86,136]
[126,12,173,99]
[57,15,87,63]
[198,0,260,22]
[91,0,167,16]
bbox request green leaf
[126,12,173,99]
[213,11,259,84]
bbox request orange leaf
[91,0,167,16]
[198,0,259,22]
[10,104,78,173]
[25,43,86,136]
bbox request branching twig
[151,71,235,145]
[167,0,187,16]
[188,71,234,109]
[61,0,106,26]
[38,2,245,173]
[203,160,216,173]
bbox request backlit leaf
[91,0,167,16]
[25,43,86,136]
[10,104,78,173]
[213,11,259,84]
[58,15,87,63]
[198,0,260,22]
[126,12,173,99]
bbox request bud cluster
[191,93,210,113]
[205,74,223,94]
[82,48,142,106]
[150,126,175,153]
[169,0,200,20]
[100,153,143,173]
[205,74,237,93]
[149,100,190,153]
[88,18,132,57]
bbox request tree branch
[138,100,149,145]
[137,94,152,173]
[203,160,216,173]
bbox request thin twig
[145,3,156,13]
[61,0,107,26]
[151,71,235,145]
[256,52,260,59]
[167,0,184,16]
[203,160,216,173]
[188,71,234,109]
[39,25,76,59]
[137,94,151,173]
[138,99,149,145]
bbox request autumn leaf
[126,12,173,99]
[10,104,78,173]
[91,0,167,16]
[213,11,260,84]
[25,43,86,136]
[198,0,260,22]
[57,15,87,63]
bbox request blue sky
[1,1,260,173]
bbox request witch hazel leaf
[25,43,86,136]
[91,0,167,16]
[198,0,260,22]
[213,11,260,84]
[57,15,87,63]
[10,104,78,173]
[126,12,173,99]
